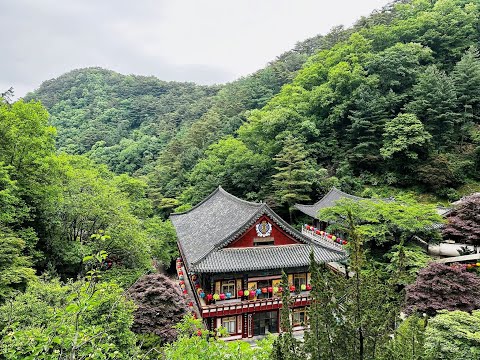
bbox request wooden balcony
[200,294,311,318]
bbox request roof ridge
[191,203,270,266]
[217,186,262,207]
[171,186,261,217]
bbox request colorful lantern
[219,293,226,300]
[256,289,262,295]
[262,287,267,294]
[183,289,188,294]
[195,284,200,288]
[179,280,185,285]
[278,286,283,292]
[315,230,321,235]
[306,284,312,291]
[327,234,332,239]
[179,275,184,280]
[188,301,193,307]
[213,293,220,301]
[226,292,232,299]
[178,271,183,276]
[332,235,336,241]
[273,286,279,293]
[477,263,480,267]
[289,285,296,292]
[268,286,273,293]
[300,284,306,291]
[238,290,244,297]
[197,330,202,336]
[245,290,251,297]
[200,292,206,298]
[206,294,213,301]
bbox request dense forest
[2,0,480,358]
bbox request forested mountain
[27,0,480,221]
[3,0,480,358]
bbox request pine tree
[452,46,480,149]
[347,84,389,172]
[305,252,349,360]
[272,135,314,221]
[272,271,303,360]
[405,65,459,151]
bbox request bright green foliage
[384,243,432,286]
[143,217,178,268]
[319,197,441,246]
[379,314,426,360]
[424,310,480,360]
[0,231,35,302]
[0,276,139,359]
[182,136,270,204]
[381,113,432,162]
[163,315,273,360]
[406,66,458,150]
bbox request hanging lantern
[315,230,321,235]
[238,290,244,297]
[206,294,213,301]
[245,290,251,297]
[226,292,232,299]
[476,263,480,267]
[289,285,296,292]
[213,293,220,301]
[188,301,193,307]
[278,286,283,293]
[342,240,348,245]
[219,293,226,300]
[197,330,202,336]
[195,284,200,288]
[306,284,312,291]
[200,292,206,298]
[273,286,279,293]
[301,284,306,291]
[180,284,186,290]
[261,287,267,294]
[327,234,332,239]
[268,286,273,293]
[183,289,188,294]
[256,289,262,295]
[332,235,336,241]
[179,280,185,285]
[179,275,184,280]
[178,271,183,276]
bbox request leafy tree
[0,257,139,359]
[384,243,431,286]
[405,263,480,316]
[424,310,480,360]
[272,135,316,220]
[379,314,426,360]
[0,230,35,302]
[405,65,458,150]
[381,113,432,163]
[127,273,188,346]
[442,193,480,244]
[319,196,441,246]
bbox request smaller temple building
[294,187,367,230]
[171,187,347,339]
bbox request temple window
[222,316,237,334]
[294,273,306,289]
[221,280,236,295]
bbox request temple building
[294,187,367,230]
[171,186,347,340]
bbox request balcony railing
[201,294,311,318]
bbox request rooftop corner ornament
[256,220,272,237]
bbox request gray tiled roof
[194,244,347,273]
[294,187,365,219]
[171,187,347,273]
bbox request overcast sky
[1,0,391,98]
